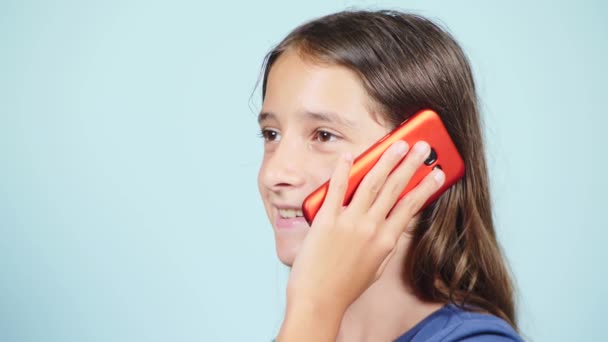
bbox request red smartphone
[301,109,465,224]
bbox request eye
[314,129,339,142]
[258,128,281,142]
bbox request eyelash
[258,128,279,142]
[313,129,339,142]
[257,128,341,143]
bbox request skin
[257,48,446,342]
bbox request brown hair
[259,10,517,330]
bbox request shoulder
[432,309,523,342]
[395,305,523,342]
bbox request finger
[384,167,445,238]
[368,141,431,220]
[319,152,354,215]
[347,140,409,214]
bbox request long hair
[259,10,517,330]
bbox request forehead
[262,49,381,126]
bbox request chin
[274,228,307,266]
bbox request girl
[257,10,523,342]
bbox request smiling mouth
[278,208,304,219]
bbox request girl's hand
[277,140,445,341]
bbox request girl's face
[258,49,391,266]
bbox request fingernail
[433,169,445,184]
[414,141,430,155]
[392,140,408,155]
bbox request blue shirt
[394,304,523,341]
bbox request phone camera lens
[424,148,437,165]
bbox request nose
[260,138,307,192]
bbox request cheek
[308,153,341,187]
[309,144,368,184]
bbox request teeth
[278,208,303,219]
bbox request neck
[336,233,444,342]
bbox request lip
[273,204,309,229]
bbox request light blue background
[1,0,606,341]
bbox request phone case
[302,109,465,224]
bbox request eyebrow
[258,110,357,128]
[257,112,276,124]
